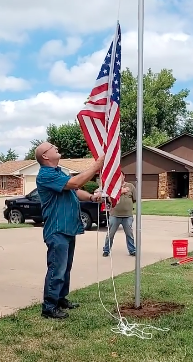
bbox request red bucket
[172,240,188,258]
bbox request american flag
[77,22,122,202]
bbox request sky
[1,0,193,159]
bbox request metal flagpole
[135,0,144,308]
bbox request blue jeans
[103,216,136,254]
[43,233,75,312]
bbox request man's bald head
[35,142,61,166]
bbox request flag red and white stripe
[77,23,122,203]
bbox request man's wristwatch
[89,195,94,202]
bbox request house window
[0,176,7,190]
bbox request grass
[141,198,193,217]
[0,223,33,229]
[1,258,193,362]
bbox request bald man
[35,142,104,319]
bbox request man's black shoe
[58,298,80,310]
[129,252,136,256]
[103,252,109,257]
[41,307,69,319]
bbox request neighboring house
[121,133,193,199]
[0,158,95,196]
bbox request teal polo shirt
[36,166,84,240]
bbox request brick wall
[189,173,193,199]
[158,172,177,199]
[0,175,23,196]
[158,172,167,199]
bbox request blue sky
[0,0,193,159]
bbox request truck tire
[8,209,25,224]
[81,211,92,230]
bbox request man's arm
[132,185,136,203]
[76,189,92,201]
[76,189,102,202]
[65,155,104,190]
[38,156,105,193]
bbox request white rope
[96,199,170,339]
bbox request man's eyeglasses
[42,145,58,157]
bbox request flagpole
[135,0,144,308]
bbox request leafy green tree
[120,68,190,152]
[47,121,89,158]
[143,127,169,147]
[0,148,18,162]
[26,68,192,158]
[25,139,44,160]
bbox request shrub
[82,181,99,194]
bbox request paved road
[0,215,192,317]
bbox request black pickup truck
[3,188,109,230]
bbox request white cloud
[0,0,191,42]
[1,0,193,159]
[0,91,87,158]
[38,37,82,67]
[0,75,30,92]
[49,30,193,89]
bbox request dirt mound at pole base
[118,300,185,319]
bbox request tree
[120,68,190,152]
[47,121,89,158]
[25,139,44,160]
[180,111,193,135]
[0,148,18,162]
[143,127,169,147]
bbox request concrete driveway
[0,215,193,317]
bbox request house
[2,133,193,199]
[0,158,95,196]
[121,133,193,199]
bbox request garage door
[24,176,37,195]
[125,174,158,199]
[142,175,158,199]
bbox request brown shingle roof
[122,145,193,169]
[147,146,193,168]
[0,158,95,175]
[59,158,94,172]
[157,132,193,149]
[0,160,36,175]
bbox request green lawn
[141,199,193,217]
[1,257,193,362]
[0,223,33,229]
